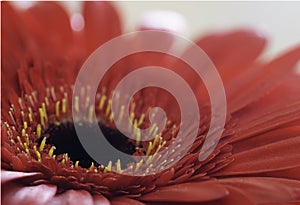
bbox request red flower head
[1,2,300,205]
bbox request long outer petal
[83,1,122,55]
[139,181,229,203]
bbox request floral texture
[1,2,300,205]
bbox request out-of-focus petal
[51,190,94,205]
[93,194,111,205]
[83,1,122,55]
[1,2,32,95]
[139,181,228,203]
[111,197,145,205]
[1,183,57,205]
[21,2,74,60]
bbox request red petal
[51,190,94,205]
[214,135,300,176]
[93,194,111,205]
[262,167,300,181]
[2,183,57,205]
[219,177,300,204]
[139,181,228,203]
[196,29,267,84]
[230,73,300,140]
[231,126,300,154]
[229,45,300,112]
[83,1,122,55]
[111,197,145,205]
[202,186,254,205]
[1,2,31,95]
[21,2,74,59]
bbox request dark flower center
[40,122,137,168]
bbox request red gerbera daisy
[1,2,300,205]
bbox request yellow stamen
[21,128,26,137]
[28,113,33,123]
[25,148,31,156]
[130,112,135,124]
[39,108,45,127]
[89,162,94,169]
[17,136,23,147]
[23,121,28,130]
[48,146,56,157]
[21,111,25,121]
[62,98,67,113]
[104,161,112,173]
[138,114,145,126]
[25,134,30,146]
[99,95,107,110]
[34,145,42,162]
[146,142,153,156]
[10,139,15,144]
[145,164,153,174]
[135,159,143,172]
[85,96,90,108]
[36,124,42,138]
[154,141,167,155]
[88,106,94,123]
[152,126,158,137]
[153,134,160,148]
[39,137,46,151]
[133,120,138,137]
[146,155,154,165]
[116,159,122,173]
[109,112,114,122]
[74,96,79,112]
[42,102,48,121]
[136,128,141,147]
[105,99,112,116]
[149,123,157,136]
[75,161,79,167]
[118,105,125,124]
[55,101,60,117]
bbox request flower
[2,1,300,205]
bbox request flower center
[3,85,180,175]
[40,121,137,168]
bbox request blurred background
[14,1,300,59]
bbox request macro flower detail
[1,2,300,205]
